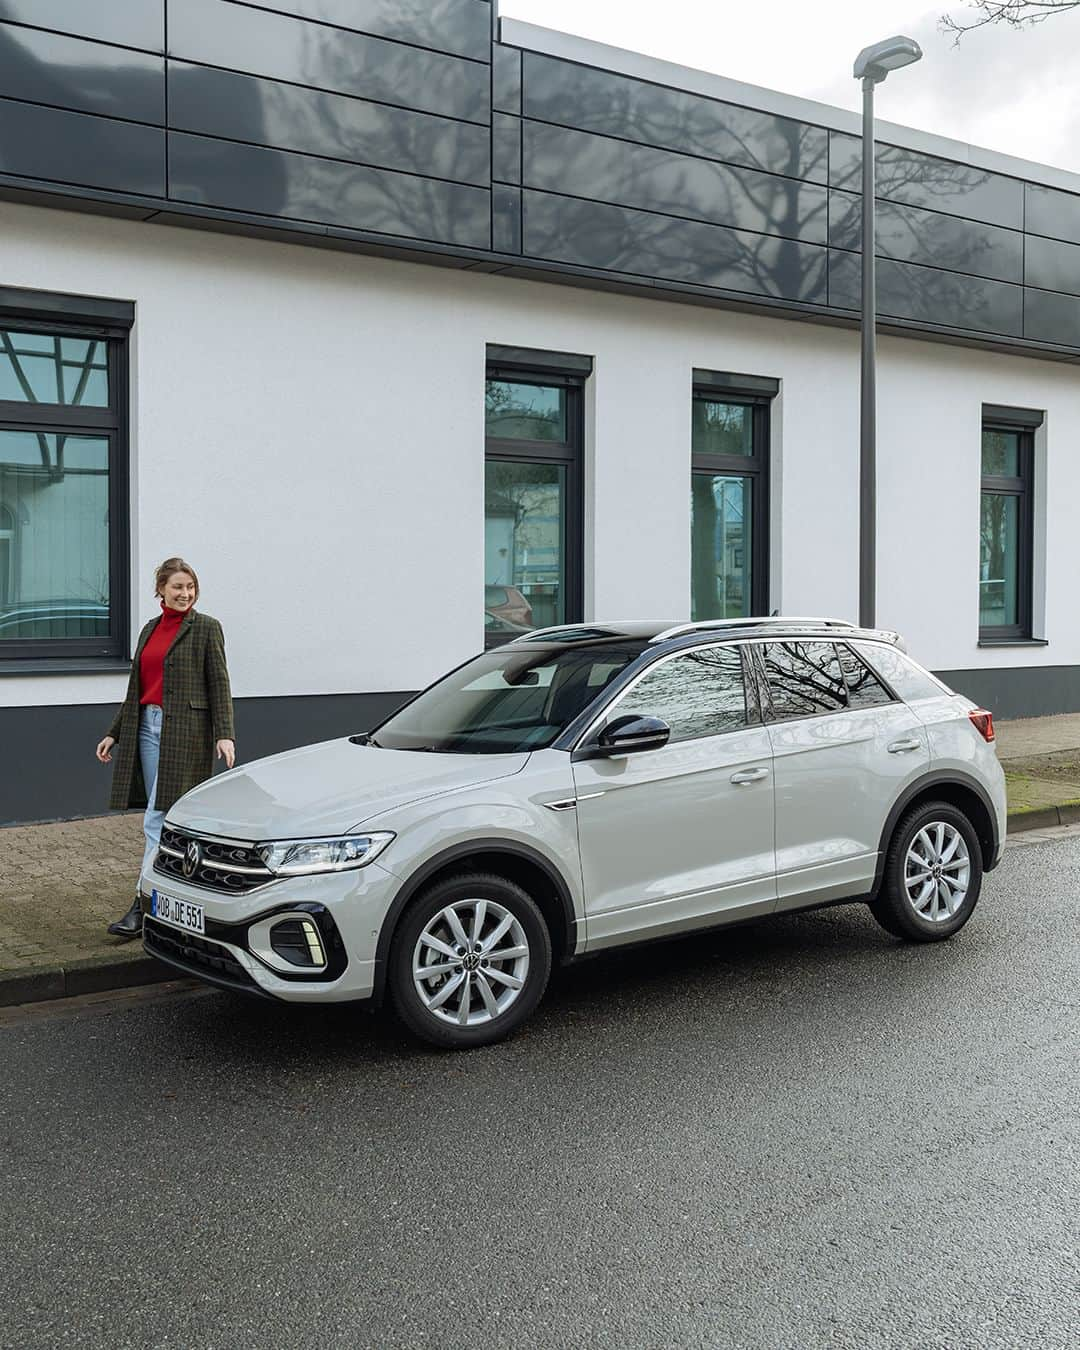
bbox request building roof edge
[499,16,1080,197]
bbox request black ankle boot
[107,897,143,939]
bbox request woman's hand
[216,738,236,769]
[95,736,115,764]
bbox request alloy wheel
[903,822,971,923]
[412,899,530,1026]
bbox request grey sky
[499,0,1080,175]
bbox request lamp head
[853,35,922,84]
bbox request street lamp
[853,35,922,629]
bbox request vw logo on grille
[182,840,201,878]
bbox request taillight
[969,709,995,742]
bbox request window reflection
[485,460,565,634]
[691,473,751,620]
[485,380,566,441]
[0,431,110,638]
[0,330,109,407]
[761,642,846,719]
[979,493,1019,628]
[620,646,748,743]
[837,644,893,710]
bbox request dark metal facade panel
[0,99,164,196]
[1025,181,1080,245]
[1025,233,1080,297]
[525,121,829,244]
[168,131,490,247]
[168,0,490,124]
[0,0,164,51]
[524,191,828,303]
[168,62,490,187]
[492,43,522,115]
[828,189,1023,284]
[523,54,829,185]
[829,250,1024,337]
[1023,288,1080,346]
[234,0,493,61]
[829,132,1024,230]
[0,23,165,125]
[492,184,522,253]
[492,112,521,185]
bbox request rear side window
[759,641,847,720]
[852,641,947,703]
[838,644,895,709]
[617,644,750,744]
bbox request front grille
[144,917,260,990]
[154,825,274,894]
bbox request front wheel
[388,872,552,1049]
[870,801,984,942]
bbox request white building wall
[2,199,1079,712]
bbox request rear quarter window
[852,641,949,703]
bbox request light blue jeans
[139,704,165,878]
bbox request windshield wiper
[349,732,382,747]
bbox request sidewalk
[3,712,1080,1007]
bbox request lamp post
[852,35,922,629]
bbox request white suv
[141,619,1006,1048]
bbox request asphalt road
[1,834,1077,1350]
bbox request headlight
[255,833,394,876]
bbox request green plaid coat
[106,609,235,813]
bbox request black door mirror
[576,713,671,760]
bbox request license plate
[151,888,204,935]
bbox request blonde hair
[154,556,200,600]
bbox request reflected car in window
[0,599,109,639]
[139,618,1007,1051]
[484,584,532,627]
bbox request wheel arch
[371,839,579,1005]
[871,770,1000,900]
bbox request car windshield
[370,641,648,753]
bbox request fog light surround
[248,911,331,975]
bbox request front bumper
[139,856,400,1002]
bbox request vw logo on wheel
[182,840,200,878]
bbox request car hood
[168,739,530,840]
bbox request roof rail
[650,616,857,643]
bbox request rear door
[572,642,777,948]
[753,639,930,909]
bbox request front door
[572,643,777,949]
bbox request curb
[1007,803,1080,834]
[0,950,172,1008]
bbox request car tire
[388,872,552,1049]
[870,800,984,942]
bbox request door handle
[887,738,921,754]
[730,767,770,785]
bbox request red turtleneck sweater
[139,603,189,706]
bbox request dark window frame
[0,290,132,669]
[485,358,585,648]
[691,379,771,619]
[979,417,1035,641]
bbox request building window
[979,409,1038,639]
[0,290,131,664]
[691,373,773,620]
[484,349,587,645]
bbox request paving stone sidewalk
[3,712,1080,1004]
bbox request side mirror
[575,713,671,761]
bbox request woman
[96,557,235,939]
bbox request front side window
[979,422,1033,638]
[0,312,128,661]
[691,392,769,621]
[615,645,751,744]
[758,641,847,721]
[485,369,583,645]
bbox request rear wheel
[870,801,983,942]
[388,872,552,1049]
